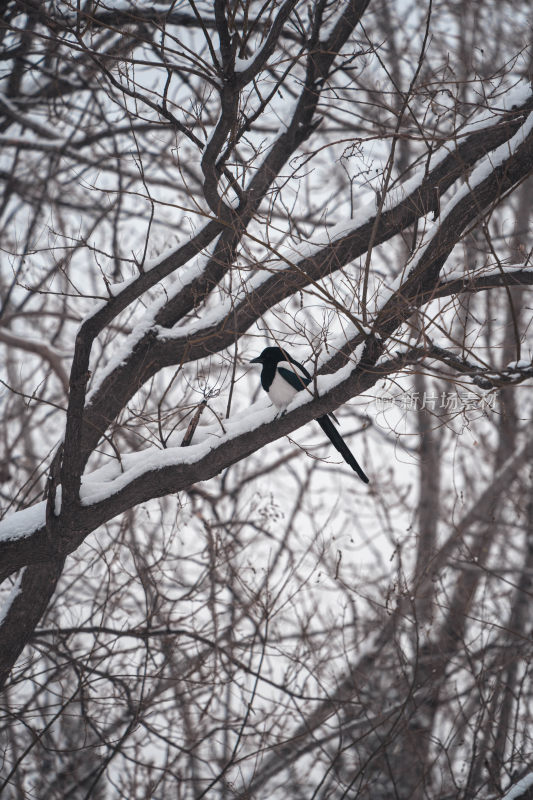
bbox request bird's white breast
[268,360,307,409]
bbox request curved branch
[79,97,533,462]
[0,327,70,394]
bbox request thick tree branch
[79,98,533,464]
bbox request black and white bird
[250,346,369,483]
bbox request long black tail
[316,415,369,483]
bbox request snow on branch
[0,503,46,545]
[0,345,369,566]
[69,89,533,480]
[502,774,533,800]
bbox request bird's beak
[250,356,262,364]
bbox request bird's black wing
[288,354,312,380]
[316,414,369,483]
[277,366,312,392]
[278,356,368,482]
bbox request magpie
[250,346,369,483]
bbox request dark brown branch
[79,99,533,467]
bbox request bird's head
[250,346,289,365]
